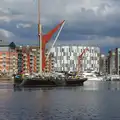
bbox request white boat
[82,72,103,81]
[105,74,120,81]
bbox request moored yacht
[105,74,120,81]
[82,71,104,81]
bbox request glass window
[69,47,71,52]
[62,48,64,52]
[92,64,93,67]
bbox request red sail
[41,20,65,71]
[42,20,65,44]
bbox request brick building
[0,40,18,75]
[17,46,38,74]
[16,46,54,74]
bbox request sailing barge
[13,73,87,87]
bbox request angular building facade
[51,45,100,72]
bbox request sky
[0,0,120,53]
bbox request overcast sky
[0,0,120,53]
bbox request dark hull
[14,79,57,87]
[65,78,87,86]
[14,78,87,87]
[24,80,57,87]
[113,79,120,81]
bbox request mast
[38,0,42,74]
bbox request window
[62,48,64,52]
[92,64,93,67]
[3,64,6,67]
[69,47,71,52]
[91,57,94,60]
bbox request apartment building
[107,50,116,74]
[115,48,120,75]
[0,40,18,75]
[104,48,120,75]
[105,56,109,74]
[17,46,38,74]
[99,54,109,75]
[51,45,100,72]
[17,46,55,74]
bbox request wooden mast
[38,0,42,75]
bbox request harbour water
[1,81,120,120]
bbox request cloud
[46,35,120,48]
[0,0,118,24]
[16,23,32,28]
[0,0,120,52]
[0,28,15,41]
[0,28,14,37]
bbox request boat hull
[14,78,57,87]
[65,78,87,86]
[14,77,87,87]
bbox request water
[1,81,120,120]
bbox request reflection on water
[1,81,120,120]
[12,81,120,92]
[84,81,120,90]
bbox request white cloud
[16,23,32,28]
[0,0,120,49]
[0,0,119,27]
[0,28,15,39]
[0,16,10,22]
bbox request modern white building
[51,45,100,72]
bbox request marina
[0,0,120,120]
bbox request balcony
[22,54,27,57]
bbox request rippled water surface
[1,81,120,120]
